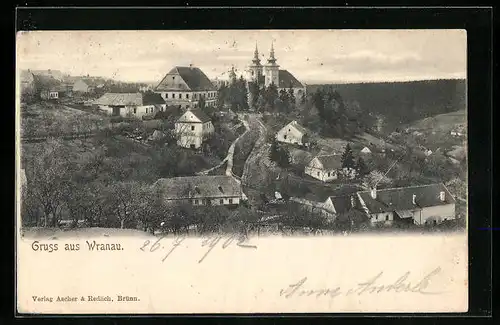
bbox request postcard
[16,29,468,314]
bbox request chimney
[412,194,417,205]
[370,188,377,199]
[439,191,445,202]
[189,64,193,69]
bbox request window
[284,135,287,139]
[220,199,224,204]
[229,199,233,204]
[172,93,176,99]
[191,126,195,131]
[165,93,169,99]
[317,172,320,176]
[386,215,389,221]
[375,215,378,220]
[133,108,137,114]
[186,94,189,99]
[328,172,331,177]
[194,199,198,205]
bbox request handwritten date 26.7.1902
[140,234,257,264]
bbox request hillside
[408,109,466,133]
[307,79,466,130]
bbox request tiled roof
[328,195,354,214]
[278,70,304,89]
[20,71,34,83]
[155,66,216,91]
[94,93,143,106]
[33,74,62,91]
[142,92,166,105]
[315,154,342,170]
[357,183,455,214]
[154,176,241,200]
[177,109,211,123]
[284,121,308,135]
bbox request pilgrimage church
[247,43,306,100]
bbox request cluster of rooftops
[153,174,454,217]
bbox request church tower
[248,42,263,83]
[264,42,280,87]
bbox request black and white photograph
[16,29,469,314]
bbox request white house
[155,65,218,110]
[360,147,372,154]
[304,154,342,182]
[356,183,456,226]
[153,175,242,207]
[175,109,214,149]
[94,92,166,119]
[276,120,309,146]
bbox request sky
[16,30,467,84]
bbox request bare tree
[28,139,73,227]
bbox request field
[20,101,109,137]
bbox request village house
[153,175,242,206]
[356,183,456,226]
[33,74,72,100]
[94,92,166,119]
[360,146,372,154]
[154,65,217,110]
[276,120,309,146]
[305,154,343,182]
[288,197,336,222]
[30,69,66,81]
[72,77,105,94]
[174,109,214,149]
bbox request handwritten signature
[280,267,444,299]
[140,233,257,264]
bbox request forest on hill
[306,79,466,129]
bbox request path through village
[196,117,251,177]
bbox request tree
[107,181,140,229]
[341,143,355,169]
[288,86,296,106]
[269,140,291,168]
[355,156,369,177]
[27,138,73,227]
[363,170,392,189]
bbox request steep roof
[357,183,455,214]
[314,154,342,170]
[20,71,34,83]
[154,176,241,200]
[74,77,107,87]
[33,74,63,91]
[31,69,65,81]
[278,70,304,89]
[327,196,354,215]
[155,66,216,91]
[283,120,308,135]
[94,93,143,106]
[142,92,166,105]
[177,109,211,123]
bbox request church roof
[155,66,216,91]
[278,70,304,89]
